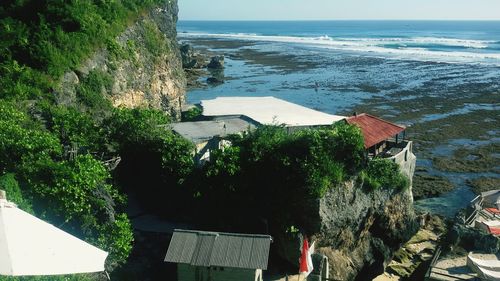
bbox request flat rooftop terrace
[201,96,345,127]
[170,117,256,143]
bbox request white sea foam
[180,32,500,65]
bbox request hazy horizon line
[179,18,500,22]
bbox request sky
[178,0,500,21]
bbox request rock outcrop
[207,55,225,69]
[55,0,186,120]
[180,43,207,69]
[275,158,419,281]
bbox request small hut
[345,113,406,157]
[164,229,272,281]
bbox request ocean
[177,21,500,217]
[179,21,500,65]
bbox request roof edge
[346,113,406,129]
[173,229,272,239]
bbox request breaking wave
[180,32,500,65]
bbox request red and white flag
[299,237,315,277]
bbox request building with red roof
[346,113,406,156]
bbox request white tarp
[201,96,346,127]
[0,199,108,276]
[467,253,500,281]
[482,190,500,210]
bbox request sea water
[179,21,500,65]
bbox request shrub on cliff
[196,123,365,232]
[0,101,62,174]
[362,158,409,191]
[41,104,106,153]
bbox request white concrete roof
[201,97,345,127]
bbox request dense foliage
[0,0,165,100]
[107,108,195,215]
[361,158,410,191]
[191,123,365,233]
[0,101,134,270]
[0,1,170,278]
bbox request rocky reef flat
[180,36,500,218]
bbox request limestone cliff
[56,0,185,119]
[276,156,418,281]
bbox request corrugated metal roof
[201,96,345,127]
[346,113,406,149]
[164,229,272,270]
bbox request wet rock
[207,55,224,69]
[206,77,224,85]
[448,224,500,254]
[180,43,206,69]
[412,173,454,200]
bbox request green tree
[31,155,132,267]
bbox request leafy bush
[181,106,203,121]
[105,107,170,147]
[194,124,366,232]
[362,159,409,191]
[0,173,32,212]
[31,154,132,267]
[0,101,62,174]
[107,108,194,215]
[43,105,105,152]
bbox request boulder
[207,55,224,69]
[206,77,224,85]
[180,43,204,69]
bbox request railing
[380,140,412,160]
[424,246,442,280]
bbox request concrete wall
[178,264,262,281]
[387,141,416,202]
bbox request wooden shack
[345,113,406,157]
[164,229,272,281]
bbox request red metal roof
[346,113,406,149]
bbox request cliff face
[56,0,186,119]
[276,156,418,281]
[316,179,417,280]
